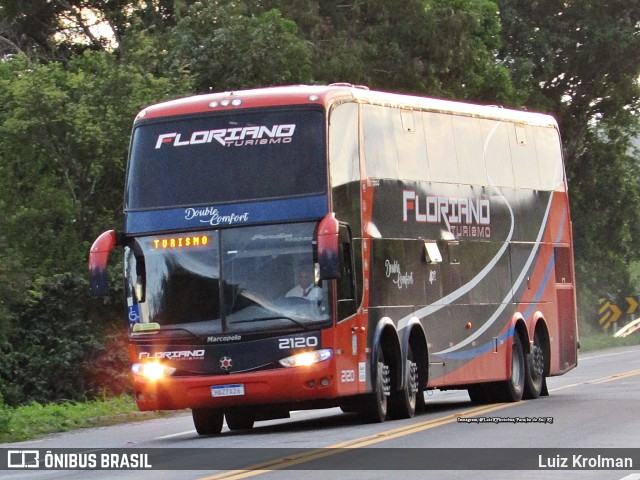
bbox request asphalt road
[2,345,639,480]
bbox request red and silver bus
[89,84,578,434]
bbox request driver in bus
[286,264,323,301]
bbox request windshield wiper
[230,316,311,330]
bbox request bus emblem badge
[219,356,233,371]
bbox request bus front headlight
[279,349,333,368]
[131,362,176,380]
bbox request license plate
[212,384,245,397]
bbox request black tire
[523,331,545,399]
[389,344,421,419]
[359,347,390,423]
[339,398,360,413]
[192,408,224,435]
[225,409,255,431]
[493,333,525,402]
[467,384,496,404]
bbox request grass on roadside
[0,394,176,444]
[579,330,640,352]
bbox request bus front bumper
[132,362,339,411]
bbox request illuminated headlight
[279,349,333,368]
[131,362,176,380]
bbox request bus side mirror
[317,213,340,280]
[89,230,118,296]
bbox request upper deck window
[126,106,327,210]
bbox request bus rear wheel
[523,331,545,399]
[192,408,224,435]
[389,344,422,419]
[494,333,525,402]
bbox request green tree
[497,0,640,167]
[0,51,187,404]
[0,273,127,406]
[569,129,640,325]
[0,0,182,60]
[169,2,312,92]
[261,0,520,102]
[497,0,640,327]
[0,52,183,272]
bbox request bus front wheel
[225,408,256,431]
[359,347,390,423]
[192,408,224,435]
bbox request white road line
[156,430,196,439]
[548,382,582,393]
[579,349,640,361]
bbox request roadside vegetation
[579,331,640,352]
[0,393,176,443]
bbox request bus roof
[136,84,558,128]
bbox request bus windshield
[124,223,331,335]
[125,107,326,210]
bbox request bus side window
[337,224,357,321]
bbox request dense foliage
[0,0,638,406]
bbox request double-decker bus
[89,84,578,434]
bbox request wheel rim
[377,352,391,416]
[407,352,419,409]
[531,344,544,381]
[511,340,523,387]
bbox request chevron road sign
[625,296,639,314]
[598,296,640,331]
